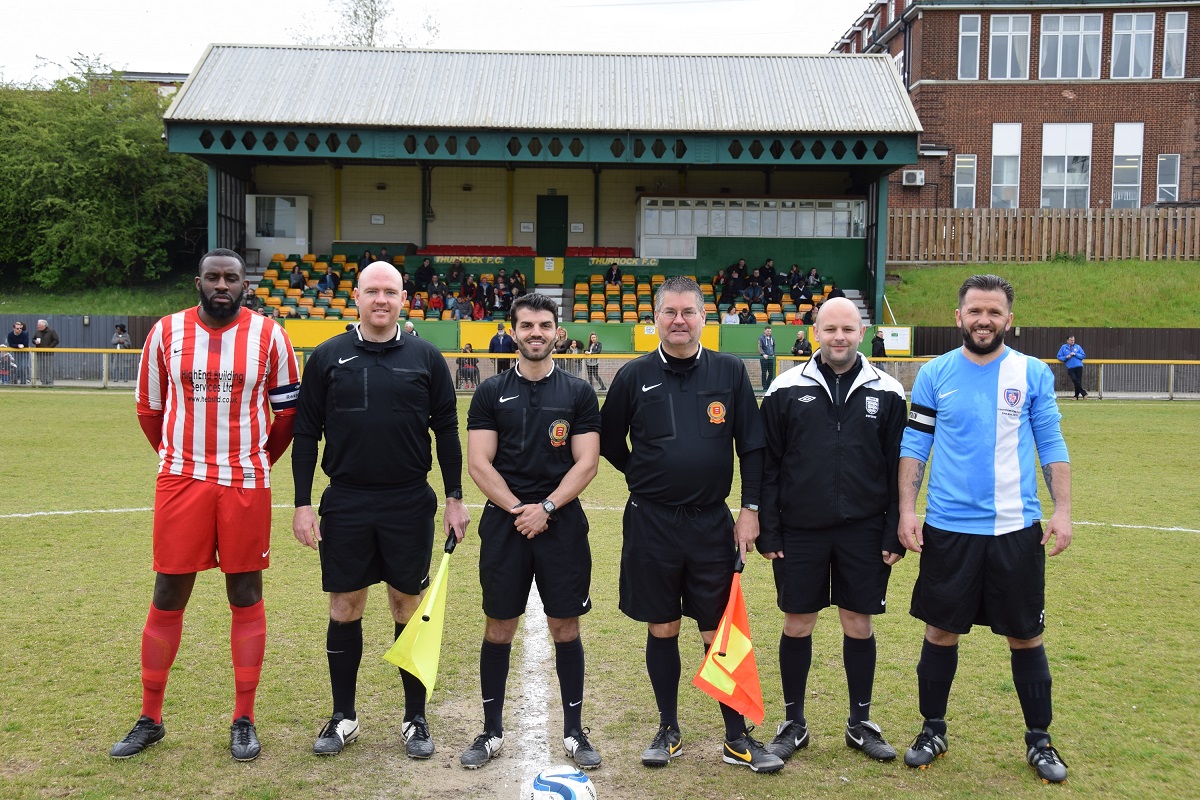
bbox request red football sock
[230,600,266,723]
[140,604,185,724]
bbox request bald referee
[600,276,783,774]
[460,293,602,771]
[292,261,470,758]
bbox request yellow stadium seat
[298,297,314,308]
[285,288,302,298]
[342,307,358,320]
[330,297,347,309]
[271,253,287,263]
[262,269,279,280]
[309,306,326,318]
[265,296,282,307]
[332,254,347,263]
[302,254,317,262]
[409,309,425,320]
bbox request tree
[0,60,207,289]
[292,0,439,49]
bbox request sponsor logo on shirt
[707,401,726,424]
[549,419,570,447]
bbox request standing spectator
[112,324,133,382]
[488,322,515,373]
[757,326,776,390]
[414,258,435,291]
[872,331,887,359]
[898,274,1072,784]
[791,330,812,359]
[722,306,741,325]
[110,249,300,761]
[291,261,469,759]
[584,332,605,391]
[604,262,622,287]
[33,319,59,386]
[758,297,907,765]
[599,277,783,775]
[1056,336,1087,399]
[759,258,777,286]
[6,321,29,384]
[461,293,603,771]
[552,327,571,359]
[447,260,464,289]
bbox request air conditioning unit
[902,169,925,186]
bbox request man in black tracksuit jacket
[756,296,908,765]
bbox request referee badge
[707,401,727,424]
[548,419,570,447]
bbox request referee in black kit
[599,276,784,774]
[460,293,603,771]
[291,261,470,758]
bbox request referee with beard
[292,261,470,759]
[599,276,783,774]
[459,293,603,771]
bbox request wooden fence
[887,207,1200,263]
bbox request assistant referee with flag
[600,276,783,774]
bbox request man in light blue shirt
[897,274,1073,784]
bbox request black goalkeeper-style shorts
[772,517,892,616]
[910,522,1047,639]
[477,499,592,621]
[619,495,735,632]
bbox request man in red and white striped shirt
[111,249,300,762]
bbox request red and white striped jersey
[137,307,300,488]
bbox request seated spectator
[428,292,444,313]
[762,277,780,306]
[358,250,375,271]
[288,264,307,290]
[722,306,741,324]
[472,300,486,320]
[743,279,764,305]
[604,262,622,286]
[711,269,727,298]
[759,258,777,285]
[785,264,803,289]
[399,270,416,296]
[739,307,756,325]
[727,257,748,276]
[494,279,513,314]
[827,281,846,299]
[317,268,340,293]
[790,281,812,306]
[414,258,435,291]
[510,268,526,293]
[454,291,474,320]
[806,266,821,287]
[802,303,818,325]
[728,266,746,295]
[378,246,391,264]
[446,260,464,289]
[457,343,480,389]
[410,293,425,312]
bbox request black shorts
[619,495,735,631]
[772,517,892,615]
[317,483,436,595]
[910,522,1046,639]
[477,499,592,620]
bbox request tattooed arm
[1041,461,1073,556]
[898,456,927,553]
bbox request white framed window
[1157,155,1180,203]
[1111,123,1144,209]
[893,50,906,81]
[991,123,1022,208]
[1041,123,1092,209]
[1112,13,1154,78]
[1164,12,1188,78]
[959,15,981,79]
[1040,15,1102,79]
[990,15,1031,79]
[954,154,977,208]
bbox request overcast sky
[3,0,862,84]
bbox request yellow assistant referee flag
[384,533,456,693]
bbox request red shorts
[152,473,273,574]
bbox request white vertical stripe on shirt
[993,352,1027,534]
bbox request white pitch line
[518,590,552,779]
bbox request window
[1111,123,1144,209]
[1157,154,1181,202]
[893,50,906,83]
[254,196,297,238]
[990,15,1031,79]
[954,155,977,208]
[1164,12,1188,78]
[991,123,1022,208]
[1112,13,1154,78]
[959,15,981,79]
[1040,15,1102,79]
[1041,123,1092,209]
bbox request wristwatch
[541,499,557,515]
[743,503,760,512]
[446,489,463,500]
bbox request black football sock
[555,637,586,735]
[645,633,681,730]
[779,632,812,725]
[1012,645,1053,742]
[704,641,747,741]
[395,622,427,721]
[327,618,363,719]
[844,634,877,726]
[480,639,512,735]
[917,639,957,736]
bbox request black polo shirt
[467,363,601,500]
[292,325,462,505]
[600,345,764,508]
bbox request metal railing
[3,350,1198,400]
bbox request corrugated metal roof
[165,46,922,135]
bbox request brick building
[833,0,1200,210]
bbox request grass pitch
[0,392,1197,799]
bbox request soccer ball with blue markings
[519,765,596,800]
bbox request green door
[536,195,568,257]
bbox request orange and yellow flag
[691,571,765,726]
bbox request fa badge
[865,396,879,416]
[1004,388,1022,407]
[707,401,727,424]
[548,419,570,447]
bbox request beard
[199,285,244,321]
[960,323,1006,356]
[516,337,552,362]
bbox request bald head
[814,296,859,326]
[359,261,403,285]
